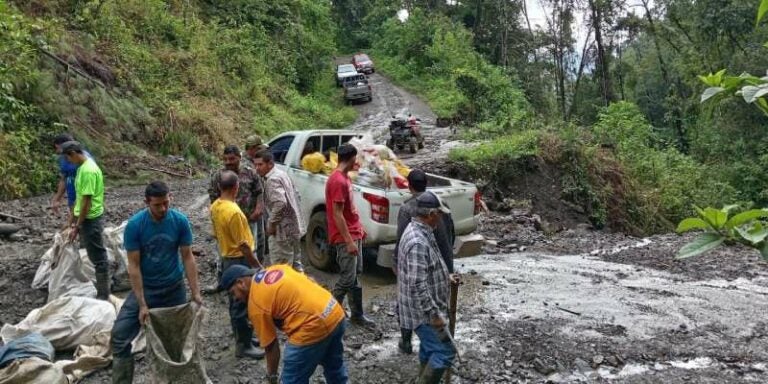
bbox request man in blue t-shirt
[50,134,92,220]
[110,181,203,383]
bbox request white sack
[0,296,116,351]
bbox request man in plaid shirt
[397,191,459,383]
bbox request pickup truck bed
[267,130,484,270]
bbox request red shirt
[325,170,365,244]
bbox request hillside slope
[0,0,354,199]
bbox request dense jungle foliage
[333,0,767,234]
[2,0,767,235]
[0,0,354,198]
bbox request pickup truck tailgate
[346,83,369,96]
[428,185,477,235]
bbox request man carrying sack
[111,181,203,383]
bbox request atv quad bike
[386,116,424,154]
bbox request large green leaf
[722,76,745,90]
[700,87,725,103]
[698,69,726,87]
[742,85,760,103]
[725,209,768,228]
[698,207,727,229]
[676,233,725,259]
[676,217,710,233]
[745,83,768,104]
[735,222,768,245]
[759,0,768,26]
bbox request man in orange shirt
[220,264,348,384]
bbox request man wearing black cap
[397,191,458,384]
[61,141,110,300]
[244,134,269,166]
[220,264,348,384]
[50,133,92,222]
[394,169,455,354]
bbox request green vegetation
[5,0,768,240]
[671,1,768,259]
[449,130,539,166]
[369,9,531,129]
[676,205,768,260]
[331,0,768,235]
[0,0,355,199]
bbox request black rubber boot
[95,271,111,300]
[333,291,346,313]
[112,356,134,384]
[399,328,413,354]
[348,288,376,327]
[235,325,265,359]
[235,341,265,359]
[418,361,427,377]
[418,365,446,384]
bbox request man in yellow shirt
[210,170,264,359]
[220,264,348,384]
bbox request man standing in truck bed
[325,143,375,327]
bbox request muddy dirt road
[1,72,768,383]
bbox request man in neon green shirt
[61,141,110,300]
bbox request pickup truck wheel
[305,211,336,271]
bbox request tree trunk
[588,0,614,105]
[567,29,593,120]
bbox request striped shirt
[397,220,450,330]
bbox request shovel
[444,279,460,383]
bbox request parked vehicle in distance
[351,53,375,74]
[342,74,372,104]
[266,130,485,271]
[336,64,358,87]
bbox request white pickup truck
[266,130,484,270]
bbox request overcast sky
[397,0,650,53]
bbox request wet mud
[1,71,767,383]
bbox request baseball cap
[60,141,83,154]
[245,135,268,150]
[416,191,451,214]
[219,264,259,291]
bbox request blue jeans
[415,323,456,370]
[111,280,186,358]
[281,320,348,384]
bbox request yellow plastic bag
[301,152,326,174]
[394,159,410,178]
